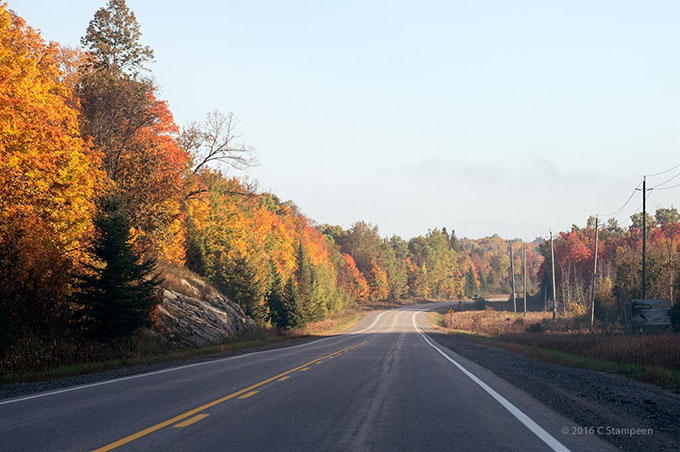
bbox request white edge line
[0,310,389,406]
[411,311,571,452]
[353,310,388,334]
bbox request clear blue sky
[12,0,680,240]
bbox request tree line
[0,0,540,354]
[536,211,680,326]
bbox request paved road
[0,303,616,451]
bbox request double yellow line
[93,341,368,451]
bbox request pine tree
[295,240,314,317]
[283,277,306,329]
[226,253,265,322]
[266,260,286,328]
[464,267,479,297]
[79,194,160,340]
[81,0,154,73]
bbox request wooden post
[510,243,516,313]
[550,230,557,322]
[590,216,599,329]
[523,243,527,315]
[642,176,647,299]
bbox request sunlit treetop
[81,0,154,74]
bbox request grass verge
[0,334,291,386]
[1,308,369,386]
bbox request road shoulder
[420,315,680,452]
[0,308,389,401]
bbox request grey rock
[156,276,256,347]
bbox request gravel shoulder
[425,329,680,452]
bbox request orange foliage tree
[0,4,100,345]
[77,0,189,261]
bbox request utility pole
[523,243,527,316]
[642,176,647,299]
[550,230,557,322]
[510,243,516,313]
[590,216,599,329]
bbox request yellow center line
[92,341,368,452]
[276,376,290,382]
[173,414,209,428]
[315,361,323,364]
[299,367,310,371]
[388,310,402,332]
[237,390,259,399]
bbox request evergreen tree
[295,240,314,317]
[79,194,160,340]
[449,229,462,251]
[464,267,479,297]
[307,267,329,322]
[282,277,306,329]
[479,272,489,293]
[225,253,265,322]
[81,0,154,73]
[266,260,286,328]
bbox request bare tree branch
[179,110,258,175]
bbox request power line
[618,190,652,227]
[598,162,680,221]
[654,182,680,191]
[597,179,643,218]
[645,162,680,178]
[650,170,680,189]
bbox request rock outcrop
[156,275,256,347]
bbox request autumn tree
[78,0,188,259]
[180,111,257,199]
[656,208,680,303]
[631,212,657,231]
[366,262,390,302]
[336,254,369,303]
[0,5,100,349]
[382,238,408,300]
[335,222,384,273]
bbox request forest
[536,212,680,325]
[1,0,678,362]
[0,1,540,356]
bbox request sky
[11,0,680,241]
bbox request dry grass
[156,261,215,299]
[439,309,680,373]
[0,326,284,384]
[291,308,366,336]
[500,332,680,370]
[0,305,371,384]
[0,329,170,377]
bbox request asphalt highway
[0,303,617,451]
